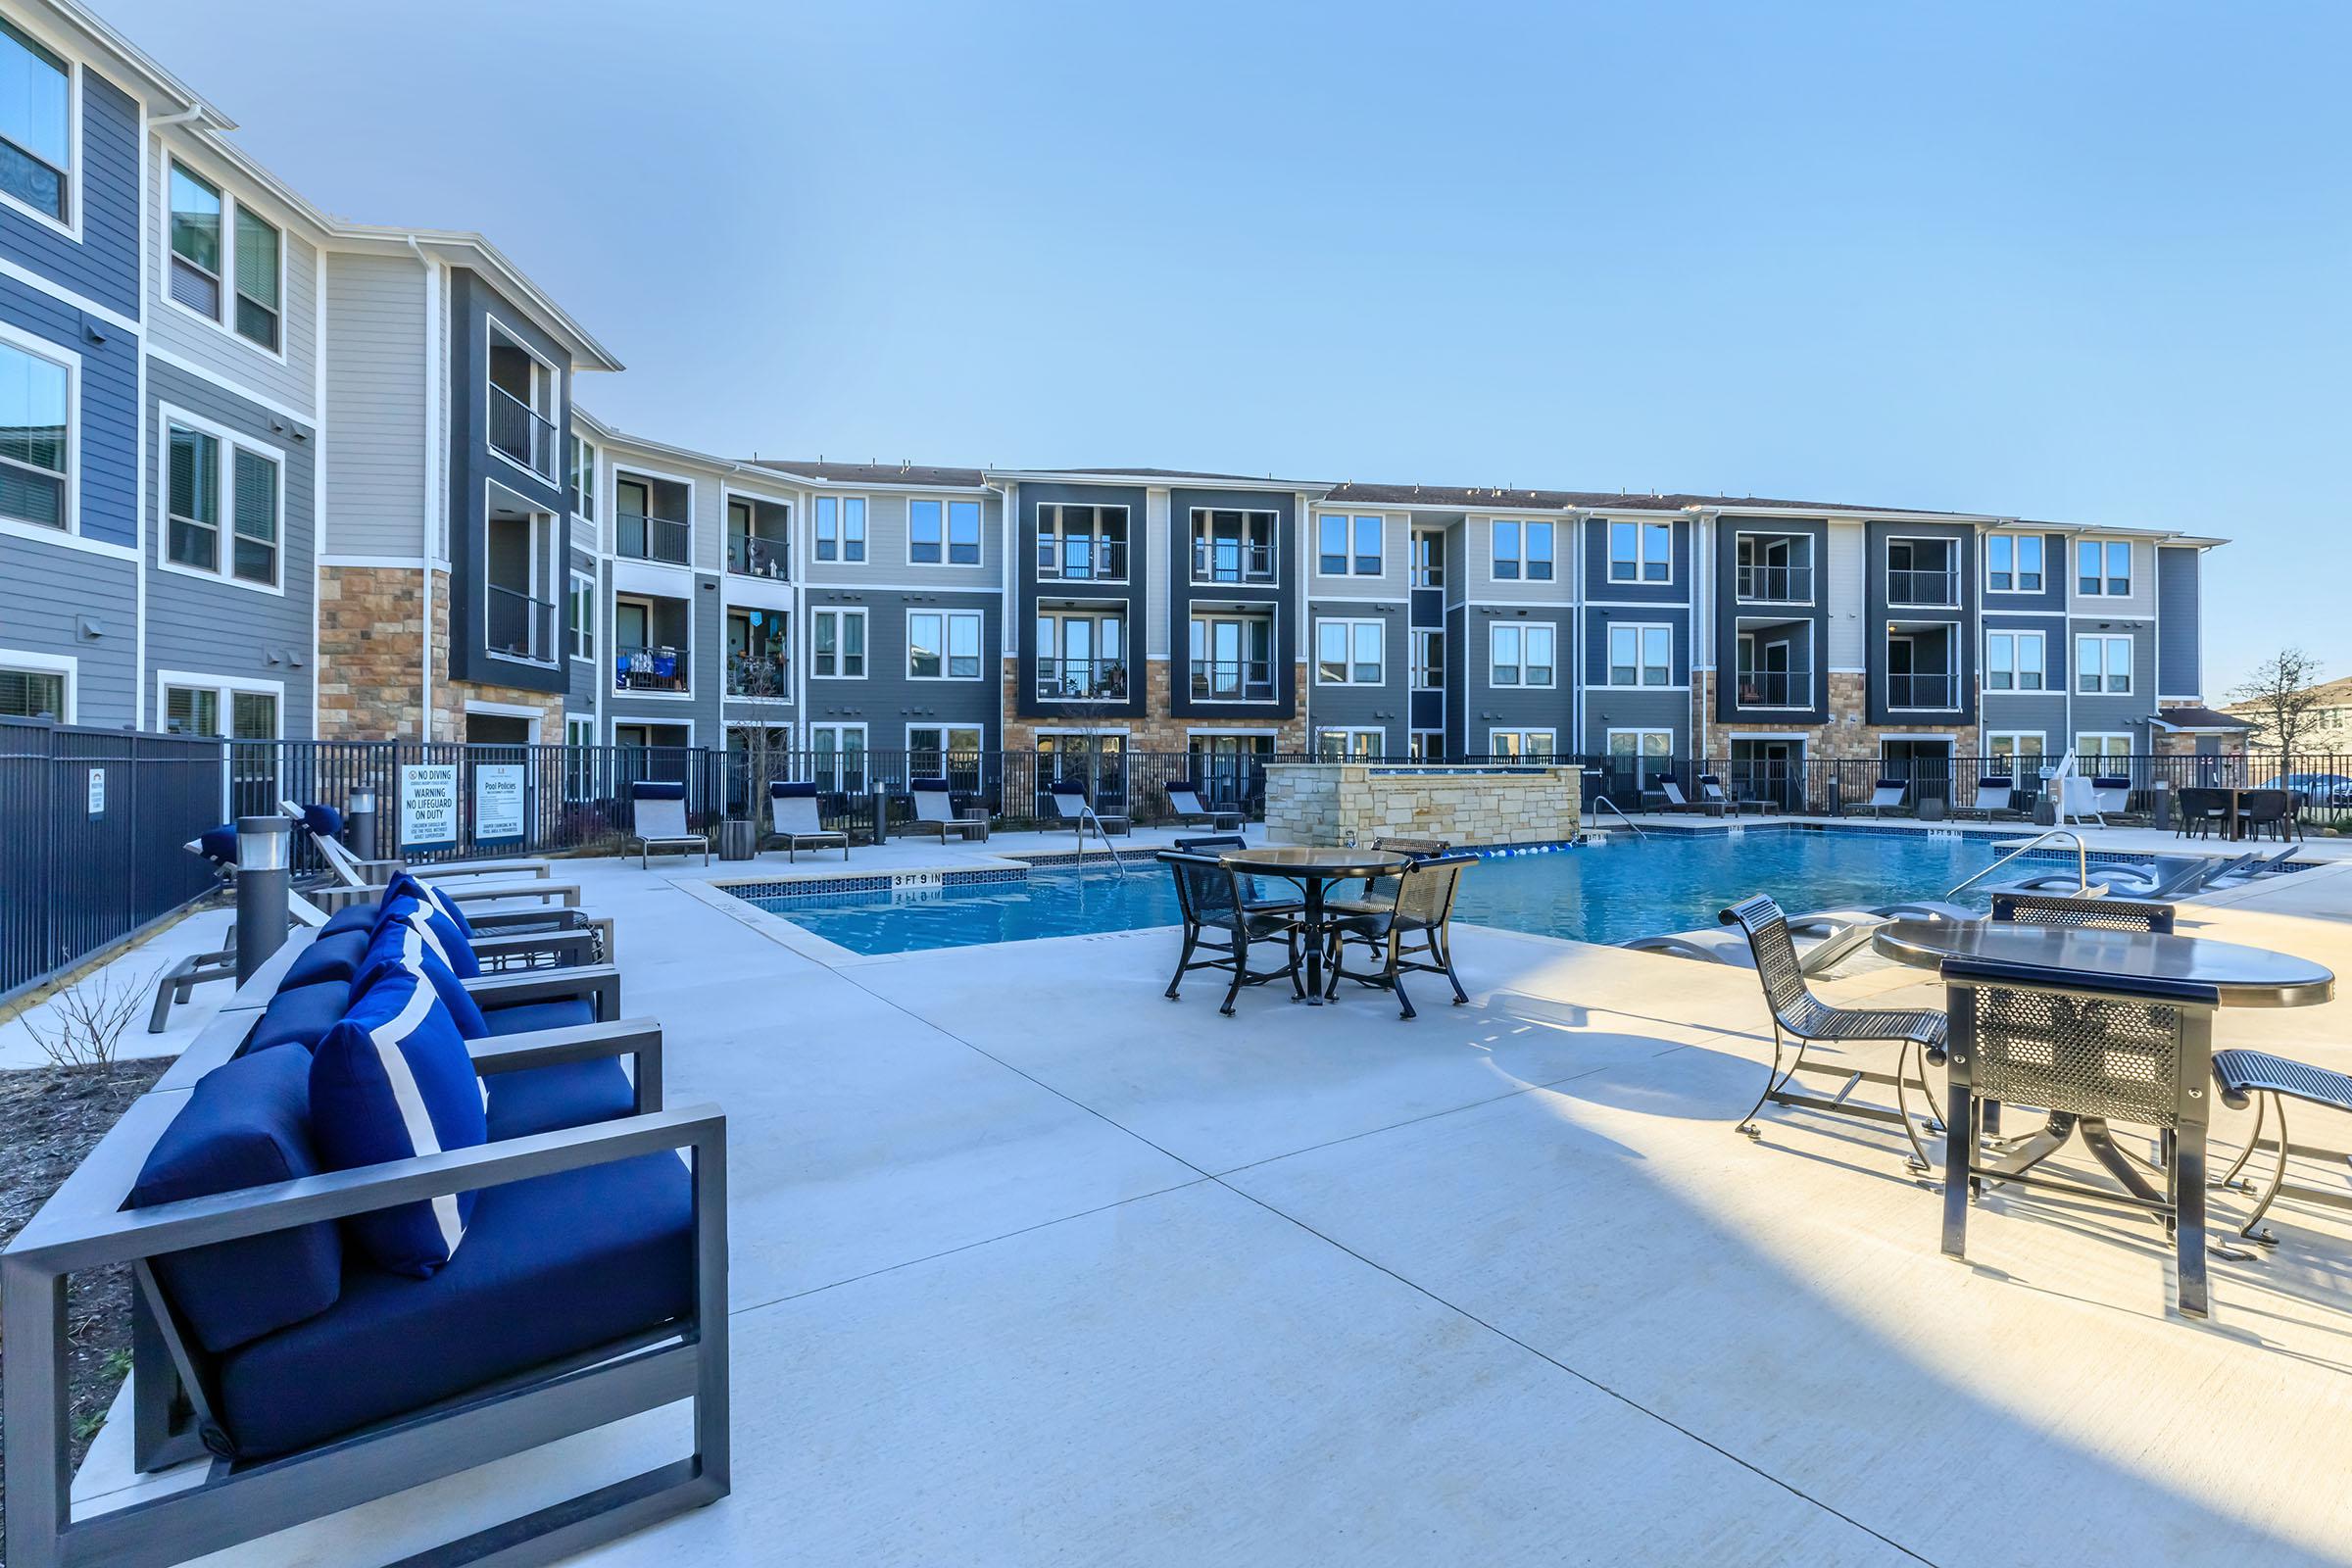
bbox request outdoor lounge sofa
[767,781,851,861]
[2,886,728,1568]
[631,780,710,867]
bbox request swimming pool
[738,828,2058,956]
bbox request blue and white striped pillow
[357,918,490,1040]
[375,894,479,978]
[385,871,474,940]
[309,965,489,1277]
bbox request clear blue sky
[104,0,2347,694]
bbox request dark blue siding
[1,66,140,318]
[2157,547,2202,697]
[0,270,138,547]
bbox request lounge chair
[1624,907,1884,978]
[904,777,986,844]
[767,781,850,861]
[279,800,554,886]
[1719,894,1949,1171]
[1697,774,1765,815]
[1048,780,1128,846]
[1322,853,1478,1018]
[1653,775,1703,814]
[2090,775,2133,820]
[1158,852,1303,1014]
[629,780,710,867]
[1868,778,1908,817]
[1970,776,2016,821]
[1166,782,1244,834]
[2205,845,2300,887]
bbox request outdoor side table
[1220,846,1413,1005]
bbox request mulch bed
[0,1056,172,1547]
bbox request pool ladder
[1944,828,2092,899]
[1078,806,1126,876]
[1582,773,1647,839]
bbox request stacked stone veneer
[1266,763,1581,847]
[1001,658,1310,754]
[318,564,563,741]
[1692,669,1986,805]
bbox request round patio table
[1219,846,1412,1006]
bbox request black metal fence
[0,719,226,1004]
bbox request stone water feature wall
[1265,763,1582,847]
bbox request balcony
[1737,670,1813,708]
[615,644,689,694]
[1038,658,1128,702]
[726,651,791,699]
[1886,567,1957,607]
[728,531,789,579]
[488,384,559,481]
[1192,539,1275,585]
[1736,563,1813,603]
[1037,537,1127,582]
[1190,660,1276,702]
[1886,671,1958,710]
[618,513,692,566]
[485,585,556,664]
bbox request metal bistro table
[1219,845,1412,1006]
[1873,919,2334,1197]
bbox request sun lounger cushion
[485,1056,634,1143]
[282,929,372,989]
[374,894,479,978]
[319,902,381,937]
[385,870,474,939]
[294,803,343,840]
[357,922,490,1040]
[210,1151,694,1458]
[246,979,355,1055]
[308,976,487,1277]
[129,1046,343,1354]
[195,824,239,866]
[479,999,597,1037]
[770,780,817,799]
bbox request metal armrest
[446,881,581,909]
[465,963,620,1018]
[415,858,554,882]
[471,929,597,970]
[469,1018,663,1113]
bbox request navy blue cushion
[319,902,382,937]
[246,979,353,1055]
[194,825,239,866]
[1050,781,1086,796]
[385,870,474,940]
[631,781,685,802]
[309,973,488,1277]
[482,999,595,1037]
[373,895,479,979]
[210,1152,694,1458]
[357,922,489,1040]
[296,803,344,840]
[2092,775,2132,789]
[769,780,817,799]
[1979,776,2014,790]
[282,930,371,989]
[486,1058,635,1142]
[1876,778,1905,790]
[128,1046,342,1354]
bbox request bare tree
[23,965,156,1070]
[725,628,793,821]
[2230,648,2327,756]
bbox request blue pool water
[750,830,2026,956]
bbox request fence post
[234,816,293,985]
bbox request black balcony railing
[1887,567,1957,606]
[1737,670,1812,708]
[1886,671,1957,709]
[1038,657,1128,701]
[488,385,559,480]
[1190,660,1276,701]
[1736,564,1813,602]
[728,533,789,578]
[1192,539,1275,583]
[726,652,791,698]
[618,514,692,566]
[615,644,689,693]
[1037,537,1127,581]
[485,585,557,664]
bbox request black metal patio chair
[1157,852,1304,1015]
[1322,852,1477,1019]
[1171,836,1303,915]
[2238,788,2298,844]
[1326,836,1452,920]
[2210,1051,2352,1247]
[2177,786,2230,839]
[1719,894,1948,1171]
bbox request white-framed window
[564,715,595,747]
[2075,633,2132,695]
[0,650,74,720]
[726,607,791,697]
[1190,613,1275,700]
[2076,539,2131,597]
[811,607,866,679]
[1607,519,1671,584]
[2076,732,2133,762]
[1606,728,1672,764]
[1035,503,1126,581]
[162,410,282,591]
[1492,728,1558,760]
[1985,532,2043,593]
[1984,731,2046,778]
[907,609,983,680]
[0,18,74,230]
[813,495,866,563]
[908,723,984,781]
[1315,727,1386,761]
[1606,622,1672,687]
[908,498,984,566]
[1984,629,2045,692]
[1036,612,1126,700]
[1409,628,1445,691]
[158,673,279,741]
[1316,513,1381,577]
[572,437,597,520]
[1193,507,1278,583]
[0,330,74,534]
[1489,622,1556,688]
[1314,617,1383,685]
[165,158,284,354]
[567,570,595,662]
[808,722,868,790]
[1408,729,1444,760]
[1491,518,1556,582]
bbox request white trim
[1601,515,1674,588]
[0,319,79,539]
[2074,631,2135,697]
[1309,510,1381,581]
[808,605,868,681]
[1313,725,1388,760]
[2072,536,2134,599]
[1883,532,1964,610]
[612,716,698,748]
[1487,618,1559,690]
[1488,726,1560,760]
[0,20,80,242]
[810,492,869,565]
[902,719,986,755]
[482,310,562,488]
[478,474,559,671]
[1982,626,2048,694]
[0,256,138,334]
[788,578,1000,598]
[154,668,284,738]
[567,568,597,665]
[1579,599,1689,611]
[1487,514,1561,585]
[0,647,76,721]
[1982,529,2049,596]
[903,493,987,570]
[1311,615,1385,686]
[1603,620,1675,689]
[142,347,313,425]
[318,553,428,568]
[155,401,287,596]
[1030,499,1127,584]
[159,153,290,365]
[460,696,543,745]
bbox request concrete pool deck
[37,828,2352,1565]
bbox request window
[1492,518,1556,582]
[0,338,70,530]
[167,162,224,319]
[909,500,942,564]
[1984,629,2045,692]
[811,608,865,678]
[808,723,868,791]
[1409,628,1445,690]
[1607,623,1672,687]
[1887,538,1958,606]
[2076,634,2132,695]
[2076,732,2133,762]
[1037,612,1126,699]
[1408,730,1444,760]
[164,684,216,736]
[165,418,279,587]
[1489,622,1555,688]
[1316,513,1380,577]
[1492,729,1557,761]
[1985,532,2042,593]
[726,608,790,696]
[1607,519,1671,584]
[572,438,597,520]
[2077,539,2130,597]
[1314,618,1383,685]
[814,496,866,563]
[1194,508,1278,582]
[161,681,276,741]
[948,500,980,564]
[1984,732,2046,781]
[1411,528,1445,588]
[1190,614,1274,700]
[232,206,281,350]
[908,610,983,679]
[908,724,984,781]
[564,571,596,663]
[1607,729,1672,764]
[0,18,71,224]
[1036,504,1128,580]
[0,662,67,719]
[1316,728,1384,761]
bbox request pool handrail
[1581,775,1648,839]
[1945,828,2091,900]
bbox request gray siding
[0,270,139,549]
[1982,529,2067,613]
[1582,515,1691,608]
[0,58,140,318]
[0,533,137,723]
[1581,688,1688,756]
[2067,618,2156,746]
[803,488,1001,588]
[1584,605,1691,686]
[1465,604,1575,753]
[807,587,1000,750]
[143,361,318,738]
[145,137,320,417]
[322,253,427,559]
[1303,597,1406,748]
[2157,547,2202,697]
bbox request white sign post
[401,763,461,853]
